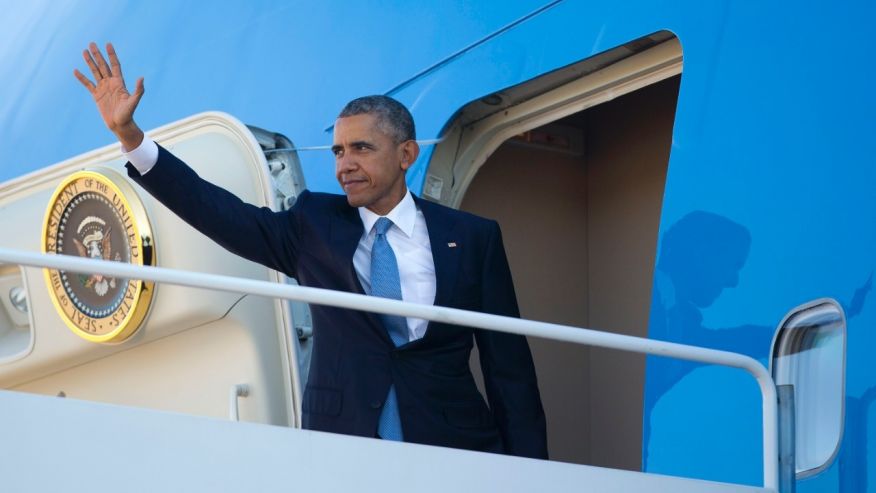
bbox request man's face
[333,113,417,215]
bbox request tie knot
[374,217,394,235]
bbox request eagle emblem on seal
[71,215,122,296]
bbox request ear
[399,140,420,171]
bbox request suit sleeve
[126,145,302,277]
[473,221,548,459]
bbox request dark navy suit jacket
[127,146,548,459]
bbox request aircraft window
[770,299,845,477]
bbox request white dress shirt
[124,138,160,174]
[124,139,437,342]
[354,191,435,341]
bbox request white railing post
[0,248,779,491]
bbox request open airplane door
[0,112,310,427]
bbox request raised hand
[74,42,145,150]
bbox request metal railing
[0,247,779,491]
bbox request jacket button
[370,400,382,409]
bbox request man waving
[75,42,548,459]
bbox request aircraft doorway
[463,76,679,468]
[423,33,681,469]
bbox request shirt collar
[358,190,417,238]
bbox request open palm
[74,42,144,134]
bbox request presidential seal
[42,169,155,343]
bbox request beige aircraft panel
[0,112,298,426]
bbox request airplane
[0,1,874,491]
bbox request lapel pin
[447,242,457,248]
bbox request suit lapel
[415,196,460,310]
[329,204,365,293]
[329,203,392,344]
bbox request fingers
[73,69,96,93]
[89,41,112,78]
[131,77,145,107]
[83,48,102,81]
[106,42,124,80]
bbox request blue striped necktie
[370,217,407,440]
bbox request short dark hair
[338,95,416,143]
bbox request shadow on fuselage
[643,211,768,471]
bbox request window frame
[769,297,847,479]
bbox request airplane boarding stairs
[0,248,778,493]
